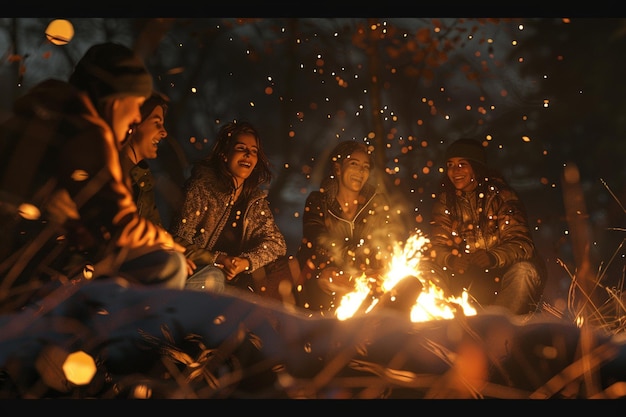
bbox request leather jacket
[429,176,545,274]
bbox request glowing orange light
[45,19,74,46]
[63,350,97,385]
[335,231,477,322]
[18,203,40,220]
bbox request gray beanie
[444,138,486,165]
[69,42,153,103]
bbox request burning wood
[334,230,477,322]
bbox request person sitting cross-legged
[170,120,287,297]
[422,138,547,316]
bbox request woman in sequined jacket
[425,138,547,315]
[170,121,286,294]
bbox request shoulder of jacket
[250,188,271,204]
[187,167,217,188]
[487,180,518,200]
[13,79,89,120]
[306,190,326,203]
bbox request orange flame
[335,230,477,322]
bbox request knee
[164,251,188,289]
[185,265,226,292]
[503,261,545,294]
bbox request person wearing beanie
[444,137,487,166]
[421,138,547,316]
[0,42,188,312]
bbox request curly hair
[199,121,272,199]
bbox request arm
[238,196,287,273]
[298,191,335,270]
[486,188,538,268]
[58,122,180,259]
[169,177,221,268]
[169,176,206,248]
[428,193,458,268]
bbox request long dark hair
[320,140,373,191]
[197,120,272,199]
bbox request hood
[12,79,93,122]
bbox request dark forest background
[1,17,625,314]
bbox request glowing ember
[335,230,477,322]
[335,274,371,320]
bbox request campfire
[335,231,477,322]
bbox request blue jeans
[118,250,187,289]
[185,265,226,293]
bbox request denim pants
[118,249,187,289]
[492,261,544,315]
[185,265,227,293]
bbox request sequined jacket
[429,176,544,273]
[296,177,402,279]
[170,165,286,273]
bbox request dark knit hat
[444,138,486,165]
[69,42,153,103]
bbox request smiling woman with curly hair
[170,120,286,295]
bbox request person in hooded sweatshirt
[0,42,188,312]
[423,138,547,315]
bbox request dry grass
[1,165,625,399]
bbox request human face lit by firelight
[112,95,145,148]
[337,150,371,194]
[227,133,258,187]
[446,157,477,193]
[130,105,167,162]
